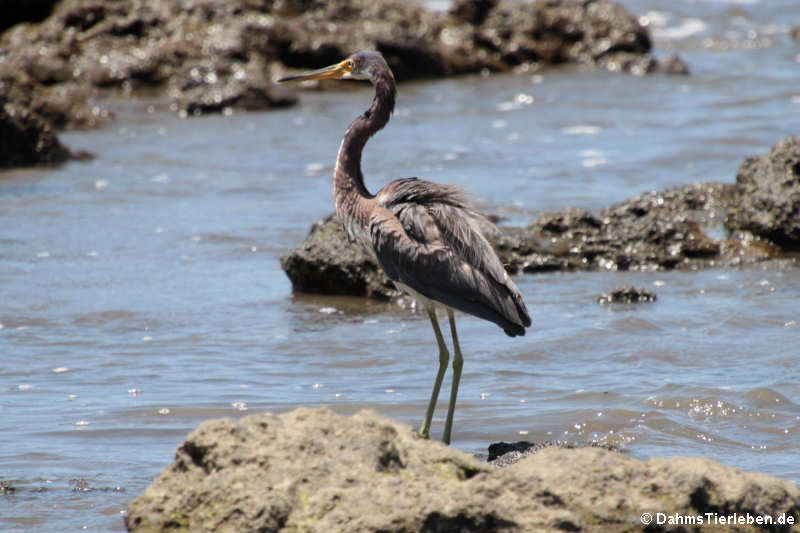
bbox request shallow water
[2,0,800,530]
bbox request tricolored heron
[279,50,531,445]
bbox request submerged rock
[597,286,657,304]
[125,408,800,533]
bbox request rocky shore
[125,408,799,533]
[282,136,800,299]
[0,0,686,168]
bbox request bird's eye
[346,60,355,70]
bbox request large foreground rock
[126,408,799,533]
[282,137,799,298]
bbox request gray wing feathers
[371,178,531,336]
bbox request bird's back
[367,178,531,336]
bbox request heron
[279,50,531,445]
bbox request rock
[478,0,658,75]
[486,440,616,467]
[726,136,800,251]
[517,182,734,273]
[280,214,398,300]
[597,286,657,304]
[125,408,800,533]
[488,440,540,462]
[0,92,72,168]
[0,63,111,131]
[0,0,299,126]
[176,58,297,116]
[660,53,691,75]
[486,440,620,468]
[272,0,454,81]
[268,0,688,79]
[0,0,685,132]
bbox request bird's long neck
[333,69,396,230]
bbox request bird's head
[278,50,389,83]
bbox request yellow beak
[278,59,352,83]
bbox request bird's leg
[419,307,449,440]
[442,309,464,445]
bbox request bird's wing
[370,179,531,336]
[376,178,507,283]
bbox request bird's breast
[393,280,439,313]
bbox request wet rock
[487,440,540,462]
[726,136,800,251]
[495,182,741,274]
[516,183,734,273]
[487,440,557,467]
[1,92,72,168]
[487,440,618,468]
[125,408,800,533]
[280,214,397,300]
[597,286,657,304]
